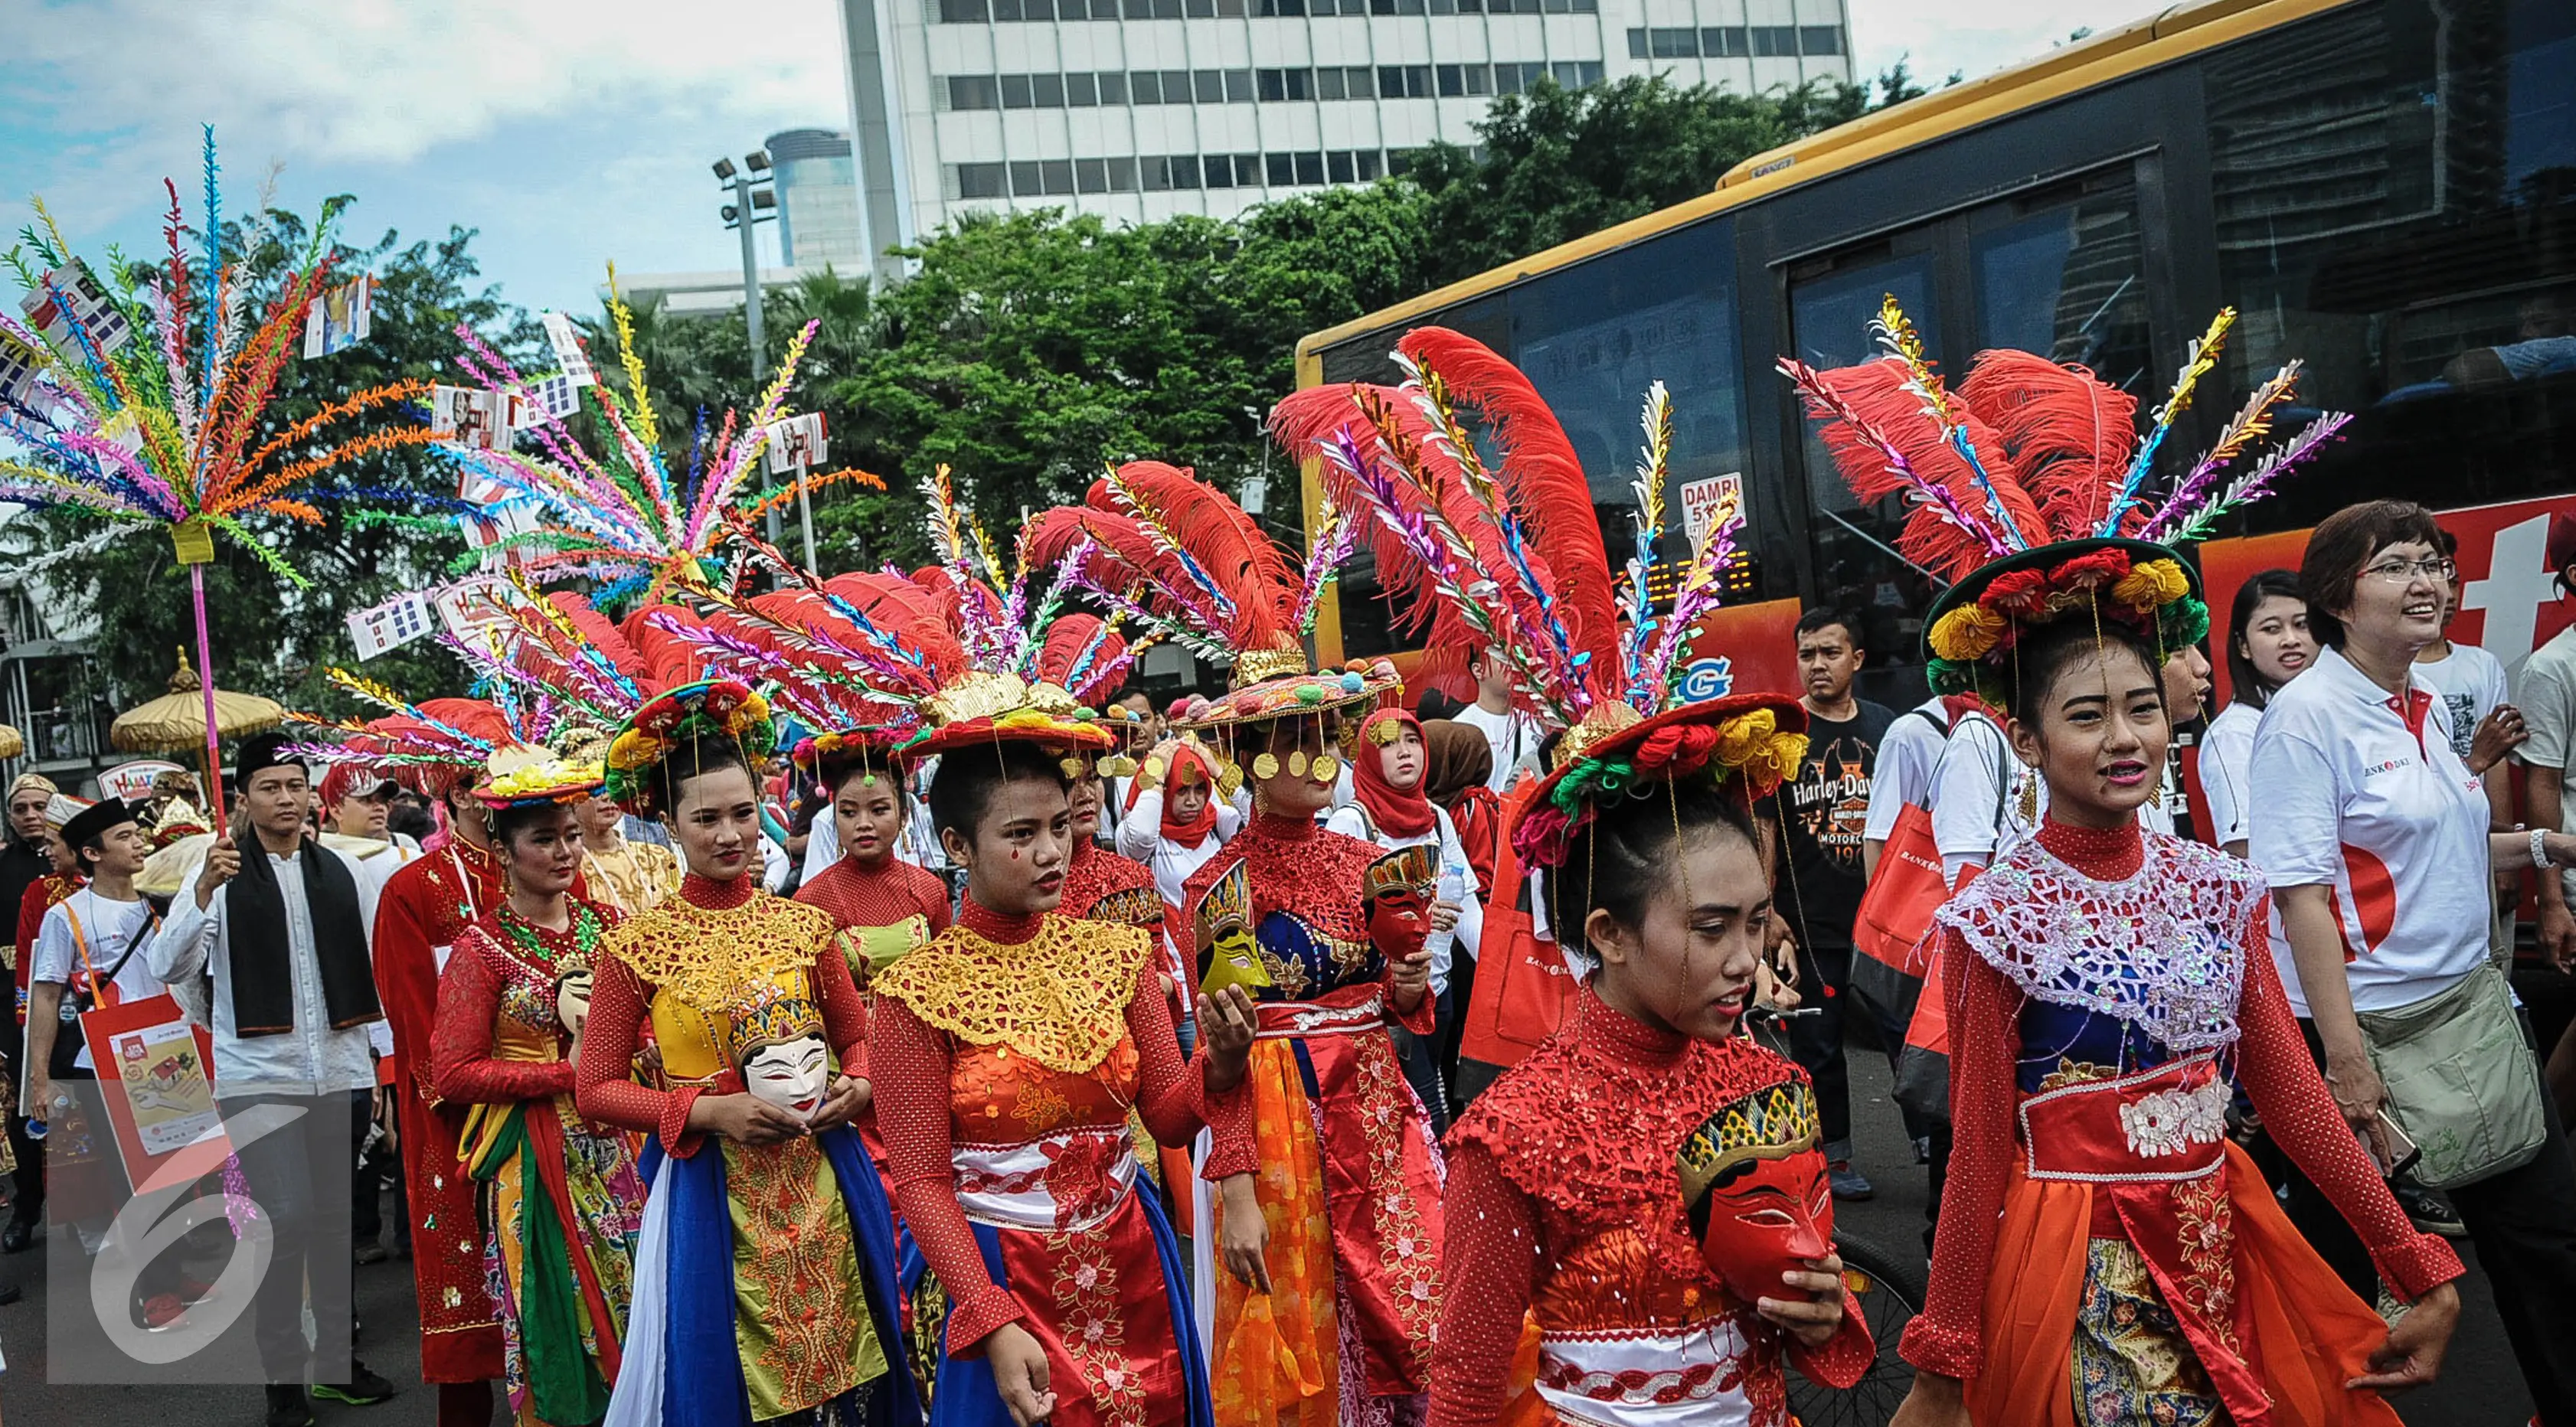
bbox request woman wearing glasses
[2247,499,2576,1422]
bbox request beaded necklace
[499,899,606,971]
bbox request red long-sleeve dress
[870,894,1251,1425]
[1178,810,1445,1427]
[374,840,515,1383]
[1906,817,2462,1425]
[1435,990,1875,1426]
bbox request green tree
[23,214,541,717]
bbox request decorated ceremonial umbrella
[110,649,286,810]
[359,266,875,607]
[0,131,438,831]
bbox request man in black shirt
[1776,609,1896,1200]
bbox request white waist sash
[1535,1320,1755,1427]
[950,1126,1139,1234]
[1251,995,1384,1041]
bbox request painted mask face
[1677,1079,1833,1305]
[554,968,593,1039]
[1194,860,1272,998]
[743,1034,831,1122]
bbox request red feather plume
[1031,612,1128,705]
[1806,358,2048,583]
[1023,465,1299,652]
[1393,328,1620,679]
[544,591,650,685]
[1959,350,2140,542]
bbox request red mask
[1678,1080,1833,1305]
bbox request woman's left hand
[807,1073,871,1131]
[1757,1252,1848,1348]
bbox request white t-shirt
[1930,711,2047,886]
[33,888,168,1072]
[1115,786,1243,978]
[1862,697,1950,844]
[1452,704,1540,794]
[2247,645,2492,1018]
[2198,700,2263,850]
[2412,642,2509,782]
[2513,625,2576,904]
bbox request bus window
[1509,222,1752,594]
[2202,0,2576,528]
[1787,247,1942,707]
[1970,169,2153,395]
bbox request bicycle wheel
[1786,1229,1926,1427]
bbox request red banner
[2201,494,2576,707]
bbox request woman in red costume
[431,751,646,1427]
[867,671,1257,1427]
[793,732,953,978]
[1434,694,1870,1426]
[1024,460,1444,1426]
[1774,307,2462,1426]
[1061,764,1162,931]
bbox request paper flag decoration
[430,384,511,452]
[541,312,595,387]
[345,590,436,660]
[301,273,372,358]
[763,411,828,474]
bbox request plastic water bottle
[1427,862,1466,969]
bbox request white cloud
[1842,0,2171,87]
[2,0,845,167]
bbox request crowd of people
[0,319,2570,1427]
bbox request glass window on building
[1318,67,1346,99]
[1023,0,1054,17]
[992,0,1022,17]
[956,162,1008,198]
[1154,0,1182,15]
[1799,24,1841,54]
[938,0,989,20]
[1649,27,1697,57]
[1751,25,1797,56]
[1217,0,1246,14]
[1098,70,1129,103]
[1001,73,1035,107]
[1067,71,1099,105]
[1226,68,1256,100]
[1327,150,1355,182]
[1703,25,1747,57]
[1033,72,1066,106]
[2198,0,2576,527]
[1008,160,1044,194]
[1357,149,1384,181]
[1077,158,1110,192]
[1627,28,1647,59]
[1165,70,1193,101]
[948,75,1000,109]
[1294,151,1326,184]
[1437,64,1465,96]
[1204,155,1236,186]
[1108,157,1140,191]
[1039,159,1076,194]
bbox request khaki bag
[2358,962,2548,1190]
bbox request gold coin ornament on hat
[1060,756,1087,779]
[1312,753,1340,783]
[1286,750,1309,778]
[1252,753,1281,781]
[1218,763,1245,798]
[1142,753,1168,784]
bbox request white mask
[743,1034,829,1122]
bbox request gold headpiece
[727,985,825,1060]
[1231,646,1309,689]
[924,671,1081,727]
[1551,701,1645,772]
[1674,1081,1822,1202]
[1359,842,1437,901]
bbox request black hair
[387,800,436,842]
[1560,776,1764,956]
[2001,617,2168,723]
[2225,568,2307,711]
[822,754,908,808]
[490,798,577,850]
[927,740,1071,845]
[1794,606,1863,648]
[2301,499,2444,651]
[653,733,754,818]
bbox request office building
[835,0,1851,273]
[766,129,873,267]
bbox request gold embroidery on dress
[873,916,1151,1076]
[604,896,835,1014]
[1352,1031,1440,1369]
[2035,1057,2120,1093]
[1050,1223,1148,1425]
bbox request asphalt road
[0,1051,2535,1427]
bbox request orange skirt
[1970,1143,2402,1427]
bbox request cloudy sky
[0,0,2166,316]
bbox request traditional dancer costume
[1787,303,2456,1425]
[1286,339,1872,1422]
[573,682,920,1427]
[1028,462,1440,1427]
[866,668,1247,1427]
[789,731,954,983]
[356,695,534,1395]
[430,752,647,1427]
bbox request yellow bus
[1296,0,2576,704]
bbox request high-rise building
[835,0,1850,276]
[766,128,872,268]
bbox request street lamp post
[714,152,788,550]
